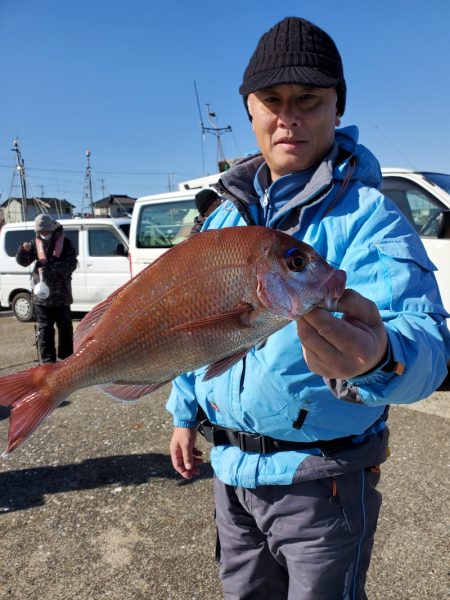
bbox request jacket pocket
[333,469,382,537]
[373,237,447,314]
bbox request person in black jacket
[190,189,222,235]
[16,214,77,363]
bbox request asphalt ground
[0,310,448,600]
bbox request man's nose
[278,102,301,127]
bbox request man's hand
[170,427,203,480]
[297,289,387,379]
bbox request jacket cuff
[324,338,399,403]
[173,419,198,428]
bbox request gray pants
[214,468,381,600]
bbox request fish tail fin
[0,364,61,456]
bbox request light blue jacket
[167,126,450,488]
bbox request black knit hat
[239,17,346,115]
[195,189,220,217]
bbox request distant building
[1,197,75,223]
[92,194,136,218]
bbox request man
[190,188,222,235]
[16,214,77,363]
[167,17,450,599]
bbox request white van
[0,217,131,321]
[128,189,201,276]
[128,173,222,277]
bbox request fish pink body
[0,226,346,454]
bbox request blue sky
[1,0,449,213]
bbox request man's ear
[245,96,254,124]
[335,113,341,127]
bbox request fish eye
[285,249,307,272]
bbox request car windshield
[421,172,450,195]
[136,200,197,248]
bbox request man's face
[247,84,340,180]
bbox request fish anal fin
[170,304,255,333]
[202,348,250,381]
[97,381,169,402]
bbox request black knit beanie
[195,189,220,217]
[239,17,346,116]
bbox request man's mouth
[275,137,308,148]
[276,137,302,144]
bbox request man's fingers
[297,288,388,378]
[300,308,373,354]
[336,289,381,327]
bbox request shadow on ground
[0,453,214,512]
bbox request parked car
[381,169,450,319]
[0,217,131,321]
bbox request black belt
[198,418,358,454]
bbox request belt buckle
[238,431,272,453]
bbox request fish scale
[0,226,346,454]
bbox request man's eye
[299,94,316,102]
[263,96,280,103]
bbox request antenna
[99,178,106,198]
[81,150,94,216]
[374,125,417,170]
[194,80,232,174]
[11,139,28,221]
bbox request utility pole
[194,81,232,174]
[82,150,94,216]
[11,139,28,221]
[205,104,232,170]
[99,178,106,198]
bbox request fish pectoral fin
[202,348,251,381]
[97,381,169,402]
[169,303,256,332]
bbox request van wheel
[12,292,35,322]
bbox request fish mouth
[317,269,347,312]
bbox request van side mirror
[116,243,128,257]
[437,210,450,239]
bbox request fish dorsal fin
[169,304,255,333]
[97,381,169,402]
[202,348,251,381]
[73,298,111,349]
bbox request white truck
[0,217,131,321]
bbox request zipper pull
[263,189,269,207]
[328,477,338,504]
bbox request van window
[88,229,125,257]
[119,223,130,239]
[4,229,79,256]
[62,230,79,253]
[136,200,197,248]
[382,177,446,237]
